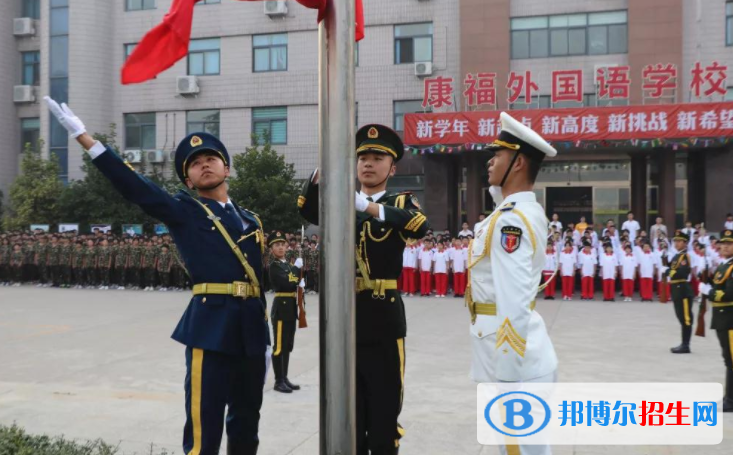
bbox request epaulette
[499,202,517,212]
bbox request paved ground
[0,286,731,454]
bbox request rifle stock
[695,265,708,337]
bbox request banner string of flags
[405,136,733,156]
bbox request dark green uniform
[157,249,172,288]
[113,244,129,287]
[10,249,23,283]
[71,246,84,286]
[59,244,72,287]
[298,123,431,455]
[269,255,301,391]
[141,247,157,288]
[22,242,36,282]
[127,245,142,288]
[82,245,97,287]
[98,246,113,287]
[666,232,694,352]
[47,242,61,287]
[36,241,49,285]
[304,246,320,293]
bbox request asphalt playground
[0,286,731,454]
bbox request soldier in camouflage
[97,239,113,290]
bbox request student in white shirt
[656,241,671,303]
[578,242,597,300]
[401,243,418,296]
[432,243,449,298]
[559,241,577,300]
[451,238,467,298]
[457,222,473,239]
[549,213,562,234]
[622,211,641,243]
[620,245,638,302]
[638,243,656,302]
[599,243,619,302]
[418,240,434,296]
[725,213,733,230]
[543,243,558,300]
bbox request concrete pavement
[0,286,731,454]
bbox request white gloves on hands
[294,258,304,269]
[44,96,86,138]
[299,279,306,289]
[489,185,504,206]
[661,266,669,274]
[698,283,712,295]
[355,192,369,212]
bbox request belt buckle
[233,281,247,298]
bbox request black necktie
[366,196,373,202]
[223,203,242,230]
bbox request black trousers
[717,329,733,369]
[271,319,296,381]
[183,347,265,455]
[356,339,405,455]
[672,284,694,345]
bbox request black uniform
[269,252,301,392]
[703,230,733,411]
[667,231,694,353]
[299,124,430,455]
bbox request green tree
[3,141,64,231]
[228,134,304,233]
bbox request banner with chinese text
[404,102,733,146]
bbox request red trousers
[543,271,556,297]
[453,272,466,296]
[420,271,432,295]
[561,275,575,298]
[622,279,635,297]
[691,276,700,296]
[434,273,448,296]
[401,267,416,294]
[581,276,594,299]
[602,279,616,300]
[659,280,670,303]
[639,277,653,301]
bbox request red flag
[121,0,363,85]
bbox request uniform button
[211,227,215,231]
[202,297,207,303]
[390,297,395,302]
[478,331,483,337]
[381,228,385,232]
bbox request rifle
[297,227,308,329]
[695,261,708,337]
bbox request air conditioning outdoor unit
[264,0,288,17]
[124,150,143,164]
[414,61,433,77]
[593,63,619,84]
[13,18,35,37]
[147,150,165,163]
[13,85,35,103]
[177,75,200,95]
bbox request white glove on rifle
[661,266,669,274]
[355,192,369,212]
[294,258,303,269]
[44,96,86,138]
[698,283,712,295]
[299,279,306,289]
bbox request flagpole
[318,0,356,454]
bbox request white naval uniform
[468,191,558,384]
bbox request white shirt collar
[501,191,536,205]
[216,198,233,209]
[359,190,386,202]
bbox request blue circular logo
[484,391,551,437]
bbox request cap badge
[368,127,379,139]
[190,136,203,147]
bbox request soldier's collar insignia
[368,127,379,139]
[191,135,203,147]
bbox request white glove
[294,258,303,269]
[355,192,369,212]
[661,266,669,274]
[488,185,504,206]
[44,96,86,138]
[698,283,712,295]
[299,279,306,288]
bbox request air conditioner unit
[414,61,433,77]
[264,0,288,17]
[124,150,143,164]
[147,150,165,163]
[13,18,35,37]
[13,85,34,103]
[593,64,619,84]
[177,75,200,95]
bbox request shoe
[227,441,259,455]
[284,378,300,390]
[670,344,691,354]
[274,380,293,393]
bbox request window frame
[124,113,157,151]
[187,38,221,76]
[252,33,289,73]
[394,22,434,64]
[22,0,40,19]
[125,0,156,12]
[251,107,288,145]
[186,110,221,138]
[393,100,431,132]
[20,117,40,153]
[727,2,733,46]
[21,51,40,86]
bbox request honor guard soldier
[299,124,430,455]
[467,113,558,455]
[698,230,733,412]
[46,97,269,455]
[268,231,304,393]
[665,230,695,354]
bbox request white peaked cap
[496,111,558,158]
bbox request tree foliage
[228,134,304,233]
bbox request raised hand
[44,96,86,138]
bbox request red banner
[403,102,733,146]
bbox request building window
[253,34,288,72]
[20,118,40,153]
[727,2,733,46]
[124,113,156,151]
[393,100,431,132]
[22,0,40,19]
[187,110,220,138]
[252,107,287,145]
[50,0,69,182]
[395,23,433,64]
[511,11,627,59]
[124,43,137,61]
[21,51,40,86]
[509,95,551,110]
[509,94,629,109]
[197,0,221,4]
[188,38,220,76]
[726,86,733,101]
[126,0,156,11]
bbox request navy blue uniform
[92,146,269,454]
